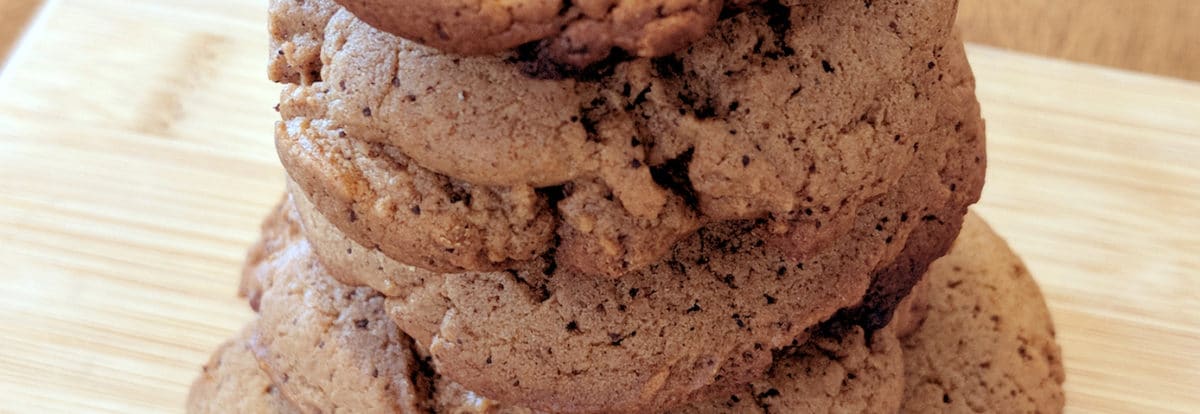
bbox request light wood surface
[958,0,1200,82]
[0,0,1197,413]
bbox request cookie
[899,213,1066,414]
[239,196,305,312]
[186,327,299,414]
[832,30,987,334]
[284,0,960,276]
[674,324,905,414]
[287,181,435,298]
[321,0,958,222]
[275,103,559,273]
[268,0,338,85]
[331,0,754,68]
[439,326,905,414]
[278,77,700,277]
[238,209,906,413]
[291,62,981,413]
[243,210,431,414]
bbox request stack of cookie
[189,0,1066,412]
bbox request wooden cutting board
[0,1,1197,413]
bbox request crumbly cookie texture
[232,205,905,414]
[331,0,758,68]
[678,325,904,414]
[276,34,982,411]
[287,180,440,298]
[899,214,1066,414]
[278,77,702,278]
[268,0,338,85]
[283,0,960,277]
[832,30,987,333]
[186,328,299,414]
[243,211,430,414]
[275,102,559,273]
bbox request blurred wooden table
[959,0,1200,82]
[1,1,1197,413]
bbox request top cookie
[331,0,762,68]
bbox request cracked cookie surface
[284,0,960,277]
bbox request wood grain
[0,0,1197,413]
[958,0,1200,82]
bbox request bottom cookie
[189,212,1064,413]
[186,327,298,414]
[898,214,1066,413]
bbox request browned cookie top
[283,0,960,276]
[899,214,1066,414]
[331,0,761,68]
